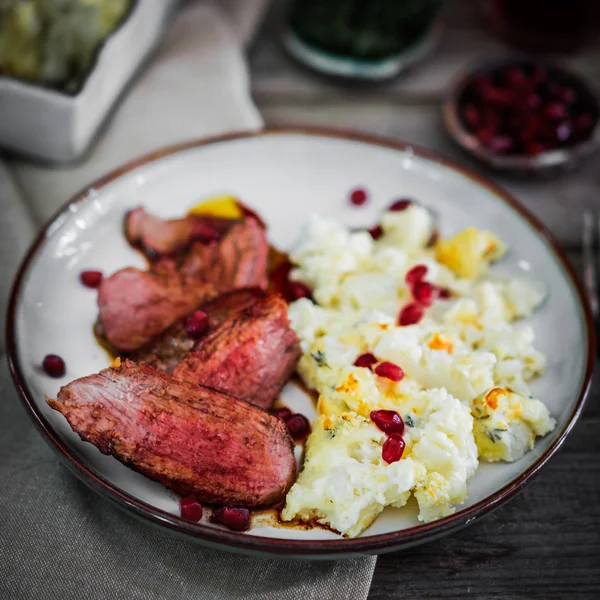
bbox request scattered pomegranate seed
[179,497,203,522]
[370,410,405,435]
[286,414,311,441]
[545,103,568,120]
[405,264,428,286]
[382,434,406,464]
[211,507,250,532]
[185,311,209,339]
[476,128,495,145]
[556,122,572,142]
[413,281,436,307]
[503,65,527,88]
[285,281,313,302]
[398,303,424,326]
[389,199,412,212]
[349,187,369,206]
[270,407,293,421]
[462,104,480,129]
[374,361,404,382]
[354,352,378,370]
[487,135,514,154]
[79,270,103,289]
[42,354,66,378]
[191,222,220,243]
[368,224,383,240]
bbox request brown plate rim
[5,126,595,557]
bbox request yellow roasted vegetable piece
[435,227,505,279]
[188,195,243,219]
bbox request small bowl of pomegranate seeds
[443,58,600,175]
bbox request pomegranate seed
[389,199,412,212]
[532,67,546,84]
[285,281,313,302]
[374,361,404,382]
[575,113,593,133]
[398,303,424,326]
[546,103,568,120]
[349,187,369,206]
[42,354,65,378]
[368,224,383,240]
[437,287,452,300]
[286,414,311,441]
[405,264,428,286]
[370,410,405,435]
[185,311,209,339]
[354,352,378,370]
[503,65,527,88]
[211,507,250,532]
[79,270,103,288]
[413,281,436,307]
[462,104,480,129]
[525,92,542,110]
[382,433,406,464]
[556,122,573,142]
[476,128,495,145]
[179,497,203,522]
[557,87,576,104]
[191,222,220,243]
[487,135,515,154]
[270,407,293,421]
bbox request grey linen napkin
[0,2,377,597]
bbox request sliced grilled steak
[47,361,296,507]
[130,287,269,374]
[172,293,301,409]
[125,207,233,260]
[169,218,268,290]
[95,267,220,352]
[96,211,269,352]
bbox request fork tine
[583,210,599,319]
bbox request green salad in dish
[0,0,133,93]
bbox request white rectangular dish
[0,0,178,164]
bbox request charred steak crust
[46,361,296,507]
[172,293,301,409]
[129,287,269,374]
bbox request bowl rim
[0,0,139,99]
[5,126,595,557]
[442,56,600,171]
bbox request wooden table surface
[249,2,600,598]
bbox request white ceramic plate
[7,128,594,558]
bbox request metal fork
[583,210,599,326]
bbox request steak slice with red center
[129,287,269,374]
[125,207,233,260]
[95,267,221,352]
[47,361,296,507]
[97,213,269,353]
[172,292,301,409]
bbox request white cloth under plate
[0,1,378,598]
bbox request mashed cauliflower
[282,204,555,537]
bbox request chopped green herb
[311,350,330,368]
[405,415,414,428]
